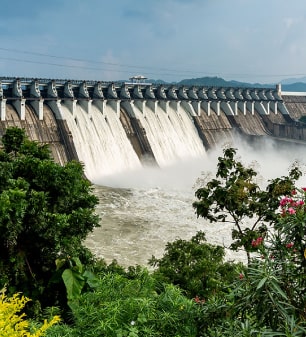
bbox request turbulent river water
[58,99,306,268]
[85,139,306,268]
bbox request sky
[1,0,306,84]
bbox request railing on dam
[1,77,306,168]
[0,76,289,121]
[0,76,283,101]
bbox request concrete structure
[1,77,306,166]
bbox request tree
[0,127,100,310]
[191,148,305,335]
[192,147,301,262]
[229,187,306,333]
[149,231,241,300]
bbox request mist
[88,136,306,267]
[93,135,306,191]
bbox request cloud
[283,17,296,29]
[1,0,306,83]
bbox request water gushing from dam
[61,99,207,182]
[60,103,142,181]
[1,77,306,266]
[130,103,206,168]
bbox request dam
[1,77,306,180]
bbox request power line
[0,47,198,76]
[0,56,197,78]
[1,47,306,80]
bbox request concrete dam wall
[1,77,306,172]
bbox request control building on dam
[1,77,306,167]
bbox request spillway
[1,78,306,178]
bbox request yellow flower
[0,289,60,337]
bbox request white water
[60,102,306,267]
[86,158,237,267]
[131,102,206,167]
[61,103,142,181]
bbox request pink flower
[280,197,294,207]
[286,242,294,249]
[291,190,297,195]
[302,187,306,191]
[288,207,296,214]
[280,197,289,206]
[251,237,263,247]
[239,273,244,280]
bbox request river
[85,138,306,267]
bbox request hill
[176,76,306,92]
[127,76,306,92]
[281,82,306,92]
[176,76,271,88]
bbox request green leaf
[71,256,83,273]
[256,277,267,290]
[270,280,288,300]
[83,270,99,288]
[62,268,85,301]
[55,258,66,270]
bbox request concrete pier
[0,76,306,162]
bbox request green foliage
[204,187,306,336]
[54,256,99,311]
[44,168,306,336]
[1,127,50,160]
[2,131,305,336]
[62,269,199,337]
[0,288,60,337]
[190,148,305,335]
[229,232,306,334]
[1,127,26,154]
[149,231,242,299]
[0,127,99,311]
[193,147,301,261]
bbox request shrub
[0,289,60,337]
[192,147,301,263]
[149,231,243,300]
[227,188,306,335]
[0,127,99,312]
[69,269,199,337]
